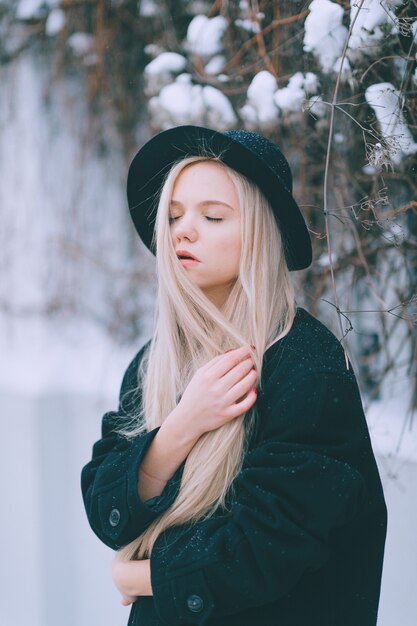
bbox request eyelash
[168,216,223,223]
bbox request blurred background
[0,1,416,625]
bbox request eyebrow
[169,200,234,211]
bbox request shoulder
[256,307,366,444]
[262,306,356,386]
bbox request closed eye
[168,216,223,223]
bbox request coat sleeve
[80,341,185,550]
[149,370,370,625]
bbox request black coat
[81,306,387,626]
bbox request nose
[171,213,198,243]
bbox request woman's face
[169,160,241,309]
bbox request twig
[360,55,416,83]
[379,201,417,217]
[322,0,366,369]
[220,8,308,73]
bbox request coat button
[109,508,121,527]
[187,594,204,613]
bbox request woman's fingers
[226,367,258,405]
[175,344,258,437]
[228,386,258,418]
[206,345,255,378]
[220,355,255,390]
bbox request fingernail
[224,349,233,353]
[252,387,258,394]
[251,344,256,350]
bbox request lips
[176,249,200,261]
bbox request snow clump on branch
[67,33,95,59]
[144,52,188,96]
[239,71,278,131]
[240,70,324,130]
[143,14,234,129]
[204,55,226,75]
[139,0,159,17]
[365,82,417,166]
[16,0,61,21]
[274,71,319,114]
[148,73,237,130]
[303,0,348,73]
[240,70,321,129]
[185,15,228,57]
[45,9,65,37]
[16,0,46,20]
[347,0,403,61]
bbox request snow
[240,70,278,131]
[365,82,417,164]
[274,72,319,114]
[348,0,400,57]
[67,32,95,56]
[144,52,188,96]
[186,14,228,56]
[235,18,261,33]
[149,73,237,130]
[202,84,237,127]
[367,396,417,464]
[240,70,321,127]
[144,51,187,76]
[333,55,352,81]
[306,95,327,118]
[139,0,159,17]
[362,163,378,175]
[381,221,406,245]
[152,75,202,126]
[274,72,306,114]
[303,72,319,95]
[16,0,62,19]
[317,251,338,267]
[204,55,226,74]
[144,43,164,58]
[303,0,348,73]
[16,0,45,20]
[45,8,65,37]
[235,0,264,32]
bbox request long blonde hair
[115,153,296,560]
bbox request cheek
[212,233,241,269]
[225,230,241,260]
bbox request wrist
[164,406,201,448]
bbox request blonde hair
[115,153,296,561]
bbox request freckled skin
[170,161,242,309]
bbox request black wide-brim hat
[127,125,312,271]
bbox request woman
[81,125,387,626]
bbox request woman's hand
[111,552,153,605]
[174,344,258,440]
